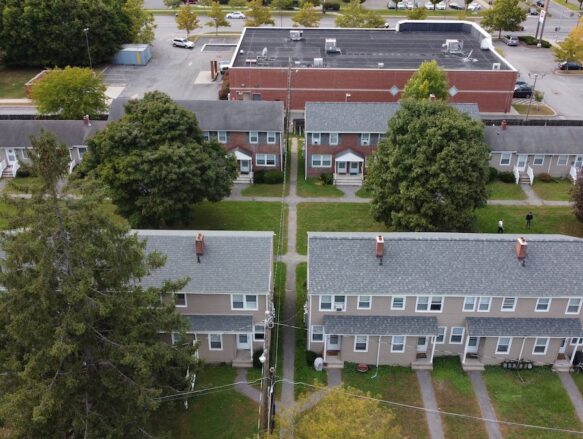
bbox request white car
[467,2,481,11]
[397,1,407,8]
[172,37,194,49]
[425,1,436,9]
[435,1,446,9]
[405,0,415,8]
[226,11,246,19]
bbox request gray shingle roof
[0,120,107,149]
[324,315,438,336]
[304,102,480,133]
[485,126,583,155]
[187,314,253,332]
[108,99,284,132]
[308,233,583,297]
[137,230,273,294]
[467,317,583,337]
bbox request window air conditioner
[313,140,320,145]
[335,306,343,312]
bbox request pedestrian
[497,219,504,233]
[525,211,533,229]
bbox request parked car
[226,11,246,19]
[449,2,463,9]
[172,37,194,49]
[513,84,533,98]
[535,0,544,6]
[387,1,397,8]
[528,6,539,15]
[558,61,583,70]
[435,1,446,9]
[405,0,415,9]
[424,1,436,9]
[467,2,481,11]
[515,80,528,87]
[397,1,407,8]
[502,34,519,46]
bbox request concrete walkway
[469,371,503,439]
[327,369,341,387]
[233,368,261,404]
[558,372,583,425]
[416,370,445,439]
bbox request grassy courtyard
[241,143,291,198]
[487,181,527,200]
[5,177,42,194]
[532,179,574,201]
[483,367,581,438]
[431,357,488,439]
[296,141,344,198]
[0,66,39,98]
[342,365,430,439]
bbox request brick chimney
[195,233,205,263]
[375,235,384,265]
[83,114,91,126]
[515,237,527,266]
[501,119,507,131]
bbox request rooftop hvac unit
[378,62,384,68]
[492,62,501,70]
[290,30,303,41]
[480,39,490,51]
[442,39,463,54]
[314,57,324,67]
[261,47,268,57]
[325,38,341,54]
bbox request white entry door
[327,335,341,350]
[559,338,568,354]
[237,333,251,350]
[336,162,347,174]
[417,336,428,353]
[575,156,583,170]
[6,149,16,164]
[516,155,528,172]
[240,160,250,174]
[349,162,359,175]
[467,337,480,354]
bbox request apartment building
[138,230,274,367]
[307,232,583,372]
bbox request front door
[560,338,568,354]
[237,333,251,350]
[467,337,480,354]
[349,161,359,175]
[240,160,250,174]
[336,162,347,175]
[575,156,583,170]
[417,336,428,353]
[517,154,528,172]
[327,335,341,350]
[6,149,16,164]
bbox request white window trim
[360,133,371,146]
[311,325,324,342]
[249,131,259,144]
[174,293,187,308]
[231,294,258,311]
[311,132,321,145]
[217,130,227,143]
[354,335,369,352]
[254,324,265,341]
[571,337,583,346]
[329,132,339,145]
[463,296,477,312]
[450,327,465,344]
[495,336,512,355]
[256,153,276,167]
[477,297,492,313]
[357,295,372,310]
[311,154,332,168]
[535,297,552,313]
[501,297,517,312]
[171,332,179,345]
[566,298,583,315]
[319,295,332,311]
[436,327,447,344]
[208,334,223,351]
[203,131,210,141]
[391,296,406,310]
[533,155,545,166]
[391,335,406,352]
[266,131,276,144]
[416,296,443,313]
[557,155,569,166]
[499,153,512,166]
[532,337,549,355]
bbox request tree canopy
[176,5,200,37]
[403,60,450,100]
[123,0,157,44]
[335,0,384,28]
[80,91,237,227]
[293,2,321,27]
[0,0,132,66]
[366,99,489,232]
[480,0,527,38]
[553,25,583,62]
[0,130,198,438]
[164,0,183,7]
[206,1,230,35]
[31,66,108,119]
[572,172,583,222]
[245,0,275,27]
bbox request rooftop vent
[501,119,507,131]
[377,62,384,69]
[515,237,527,267]
[442,39,463,55]
[290,30,303,41]
[492,62,501,70]
[314,57,324,68]
[325,38,341,54]
[195,233,205,263]
[376,235,384,265]
[261,47,268,57]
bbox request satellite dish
[314,357,324,371]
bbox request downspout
[547,155,552,174]
[372,335,382,379]
[518,337,527,362]
[571,340,580,366]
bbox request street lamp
[83,27,93,70]
[525,73,545,122]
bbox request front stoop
[552,359,572,373]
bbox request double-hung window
[496,337,512,354]
[171,332,180,346]
[360,133,371,146]
[533,155,544,166]
[535,298,551,312]
[566,298,582,315]
[450,327,464,344]
[477,297,491,312]
[311,132,321,145]
[436,327,447,344]
[311,154,332,168]
[174,293,187,308]
[501,297,516,312]
[209,334,223,350]
[500,153,512,166]
[416,296,443,312]
[266,131,276,144]
[203,131,210,142]
[571,337,583,346]
[231,294,258,310]
[217,131,227,143]
[311,325,324,342]
[249,131,259,144]
[557,155,569,166]
[254,324,265,341]
[357,295,371,310]
[320,295,345,311]
[391,296,406,310]
[256,154,276,167]
[329,132,339,145]
[463,296,477,312]
[533,337,549,355]
[391,335,405,352]
[77,147,87,159]
[354,335,368,352]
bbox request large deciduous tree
[336,0,384,28]
[0,0,131,66]
[366,99,489,232]
[80,91,237,227]
[206,1,230,35]
[0,130,198,438]
[123,0,157,44]
[572,172,583,222]
[480,0,526,38]
[403,60,449,100]
[176,4,200,37]
[293,1,321,28]
[31,66,108,119]
[245,0,275,27]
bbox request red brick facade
[306,134,377,178]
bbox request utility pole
[525,72,544,121]
[259,310,274,433]
[83,27,93,70]
[537,0,550,45]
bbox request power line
[156,377,265,402]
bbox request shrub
[253,170,266,184]
[518,36,551,48]
[537,172,554,183]
[323,0,340,10]
[253,350,264,369]
[572,173,583,222]
[15,164,34,178]
[488,166,498,183]
[302,0,321,5]
[498,171,515,183]
[319,172,334,185]
[305,350,320,367]
[263,170,284,184]
[534,90,544,103]
[407,7,428,19]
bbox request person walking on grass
[497,219,504,233]
[526,211,533,229]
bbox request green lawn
[296,140,344,198]
[187,201,288,255]
[483,367,582,438]
[355,187,372,198]
[153,365,259,439]
[431,357,488,439]
[532,179,573,201]
[512,104,555,116]
[5,177,42,194]
[571,372,583,397]
[295,263,327,398]
[241,141,291,198]
[342,364,429,439]
[296,202,388,255]
[0,66,39,98]
[487,181,527,200]
[0,200,18,230]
